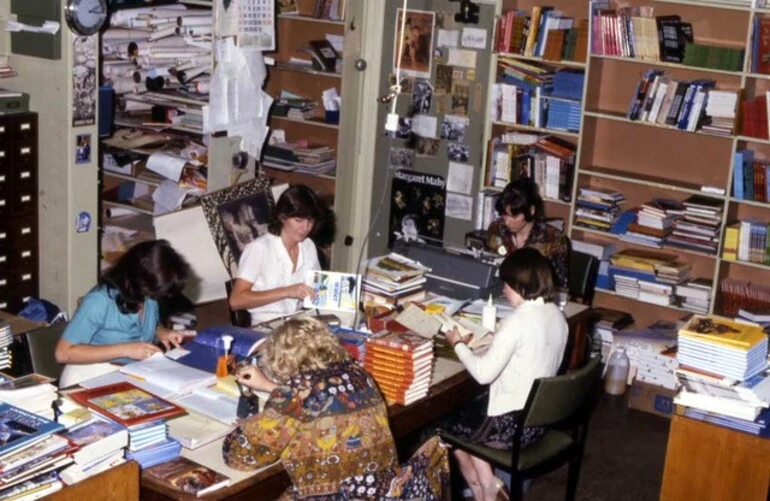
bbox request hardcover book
[68,382,186,428]
[144,457,230,497]
[679,315,767,350]
[303,270,361,313]
[0,403,64,458]
[63,415,128,466]
[366,331,433,353]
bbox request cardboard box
[628,379,676,418]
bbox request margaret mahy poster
[389,170,446,248]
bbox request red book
[757,18,770,74]
[366,331,433,353]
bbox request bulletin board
[367,0,496,257]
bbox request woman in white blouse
[229,185,324,325]
[446,247,569,501]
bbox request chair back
[24,323,66,380]
[568,251,599,305]
[522,355,602,429]
[225,280,252,328]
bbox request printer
[400,242,503,300]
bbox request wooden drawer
[10,188,36,216]
[0,113,37,145]
[11,163,35,193]
[3,217,37,249]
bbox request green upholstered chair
[441,355,602,501]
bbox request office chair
[568,251,599,305]
[225,279,252,328]
[23,322,66,380]
[441,356,602,501]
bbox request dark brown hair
[268,184,324,236]
[101,239,191,314]
[495,177,545,222]
[499,247,555,301]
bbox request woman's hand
[284,283,316,301]
[126,342,162,361]
[446,327,473,348]
[235,365,277,393]
[156,328,184,351]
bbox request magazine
[304,270,361,313]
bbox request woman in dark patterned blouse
[486,177,570,287]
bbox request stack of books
[0,321,11,371]
[545,70,584,132]
[675,278,713,314]
[593,306,634,345]
[613,325,678,390]
[0,403,68,497]
[720,278,770,317]
[364,332,435,406]
[361,253,430,307]
[675,371,768,422]
[666,195,723,255]
[574,187,625,232]
[677,315,769,381]
[59,414,128,484]
[702,89,739,136]
[608,249,680,305]
[621,198,684,249]
[0,374,59,420]
[262,141,336,174]
[736,308,770,331]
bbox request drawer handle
[20,250,30,258]
[21,227,30,235]
[0,233,6,240]
[21,273,31,281]
[20,147,30,155]
[20,171,30,179]
[20,123,30,131]
[0,279,6,287]
[0,176,5,183]
[0,126,5,134]
[20,195,30,203]
[0,256,5,263]
[0,151,5,158]
[0,200,5,207]
[0,303,6,309]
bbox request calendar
[238,0,275,50]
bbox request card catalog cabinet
[0,112,38,313]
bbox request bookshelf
[481,0,770,328]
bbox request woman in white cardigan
[446,247,569,501]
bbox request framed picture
[68,382,186,428]
[393,9,435,79]
[200,177,274,276]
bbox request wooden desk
[660,414,770,501]
[141,304,593,500]
[50,461,139,501]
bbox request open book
[119,354,217,396]
[167,325,269,373]
[436,313,493,352]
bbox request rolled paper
[148,24,178,42]
[177,16,212,27]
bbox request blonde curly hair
[259,317,349,383]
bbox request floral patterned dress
[222,360,397,500]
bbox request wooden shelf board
[271,62,343,79]
[572,226,719,259]
[735,135,770,145]
[496,53,586,69]
[580,166,724,197]
[590,54,743,77]
[545,198,572,207]
[276,14,345,25]
[595,287,693,313]
[271,115,340,130]
[491,121,580,138]
[654,0,752,12]
[103,171,162,188]
[260,166,336,197]
[720,257,770,272]
[729,197,770,208]
[583,111,734,140]
[743,72,770,80]
[102,200,153,216]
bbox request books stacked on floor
[0,374,58,420]
[0,321,11,371]
[0,402,68,497]
[144,457,231,497]
[675,278,713,314]
[677,315,768,381]
[59,414,128,485]
[613,323,678,390]
[574,187,625,232]
[608,249,680,306]
[361,253,430,307]
[666,195,723,255]
[364,331,435,406]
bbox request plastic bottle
[216,335,235,378]
[604,347,630,396]
[482,295,497,332]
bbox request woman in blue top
[55,239,191,387]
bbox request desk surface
[141,303,593,500]
[0,310,45,337]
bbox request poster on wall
[389,170,446,249]
[393,9,435,79]
[72,34,97,126]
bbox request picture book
[303,270,361,313]
[144,457,230,497]
[366,253,430,283]
[167,325,269,374]
[68,382,186,428]
[679,315,767,350]
[0,403,63,458]
[63,415,128,466]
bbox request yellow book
[678,315,767,350]
[524,6,542,57]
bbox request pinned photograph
[450,80,470,115]
[390,147,415,169]
[440,115,469,142]
[434,64,453,96]
[415,137,440,157]
[388,74,414,94]
[277,0,298,14]
[411,79,433,113]
[396,117,413,139]
[447,142,470,162]
[75,134,92,164]
[393,9,435,79]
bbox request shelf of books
[262,0,347,196]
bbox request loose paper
[461,27,487,49]
[326,34,344,53]
[447,162,474,195]
[447,48,477,68]
[146,152,187,181]
[411,114,438,138]
[437,29,459,48]
[446,193,473,220]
